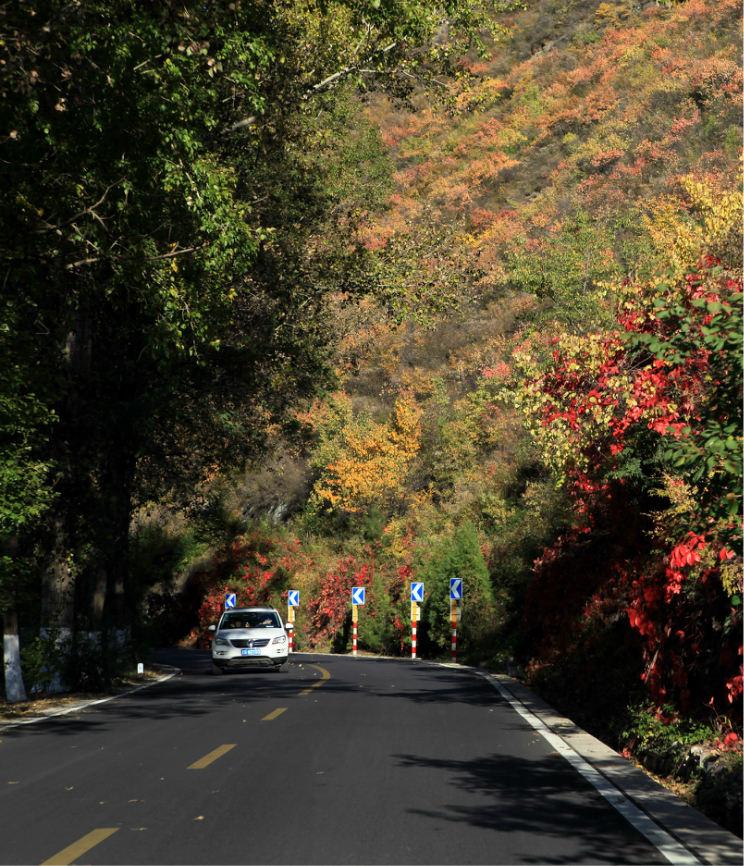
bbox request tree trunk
[99,449,136,686]
[3,608,27,702]
[41,516,76,631]
[40,306,90,635]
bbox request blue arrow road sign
[411,582,424,603]
[450,578,462,600]
[352,587,365,606]
[288,591,300,607]
[225,592,237,609]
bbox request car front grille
[229,638,270,648]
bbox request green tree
[0,0,489,682]
[421,521,493,658]
[1,314,57,700]
[357,567,396,654]
[504,210,626,334]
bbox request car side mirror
[208,624,217,632]
[286,623,294,630]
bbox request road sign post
[411,604,418,659]
[411,582,424,659]
[450,599,457,662]
[352,603,358,656]
[450,578,462,663]
[351,587,365,656]
[287,591,299,653]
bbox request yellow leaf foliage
[311,393,422,514]
[644,161,743,275]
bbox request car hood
[217,629,282,638]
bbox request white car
[209,607,291,675]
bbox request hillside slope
[148,0,742,833]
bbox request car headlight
[214,638,229,646]
[272,634,287,645]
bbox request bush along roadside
[620,703,742,837]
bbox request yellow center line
[298,664,331,696]
[262,707,288,721]
[41,828,119,865]
[187,744,236,769]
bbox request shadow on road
[394,751,663,864]
[1,649,313,740]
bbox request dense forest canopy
[0,0,493,681]
[1,0,742,823]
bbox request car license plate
[241,648,261,656]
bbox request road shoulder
[477,669,742,866]
[0,664,180,733]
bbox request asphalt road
[1,651,672,865]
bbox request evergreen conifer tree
[421,522,493,657]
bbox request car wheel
[276,661,290,672]
[212,662,226,676]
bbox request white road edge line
[0,668,180,732]
[472,670,701,866]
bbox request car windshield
[220,612,281,629]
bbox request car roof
[222,607,276,613]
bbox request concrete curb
[461,667,741,866]
[0,663,181,733]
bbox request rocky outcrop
[636,743,742,837]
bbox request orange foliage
[356,0,740,304]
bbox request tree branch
[32,179,125,235]
[221,41,399,134]
[63,242,208,271]
[222,115,258,134]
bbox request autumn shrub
[522,495,651,730]
[619,702,742,837]
[512,262,741,722]
[305,554,374,651]
[622,703,732,753]
[187,528,296,647]
[368,0,740,323]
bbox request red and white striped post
[410,583,423,660]
[288,607,294,653]
[411,603,418,659]
[451,598,457,663]
[352,604,358,656]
